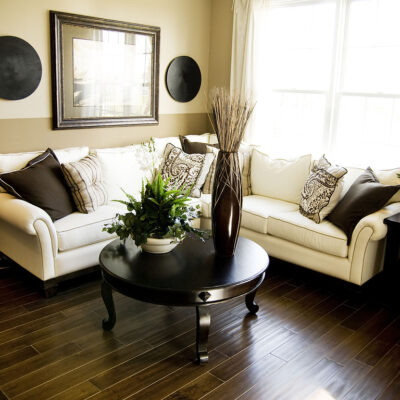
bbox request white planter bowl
[141,237,179,254]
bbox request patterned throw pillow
[179,137,219,195]
[160,144,214,198]
[300,155,348,223]
[61,155,108,213]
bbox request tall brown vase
[211,151,242,257]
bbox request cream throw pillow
[251,149,312,204]
[61,155,108,213]
[239,142,259,196]
[299,155,348,223]
[202,145,220,194]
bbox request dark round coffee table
[99,235,269,363]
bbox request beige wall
[207,0,233,131]
[208,0,233,92]
[0,0,230,152]
[0,114,208,153]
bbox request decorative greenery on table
[103,173,209,248]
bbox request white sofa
[0,134,399,295]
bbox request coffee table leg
[245,290,259,314]
[196,306,210,364]
[101,280,116,330]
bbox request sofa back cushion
[251,149,312,204]
[0,150,42,173]
[92,144,154,204]
[208,134,219,145]
[152,136,182,167]
[340,167,364,199]
[0,147,89,173]
[202,145,220,194]
[341,166,400,205]
[375,167,400,204]
[0,147,89,193]
[239,142,259,196]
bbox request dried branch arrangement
[210,87,255,152]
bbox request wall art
[0,36,42,100]
[165,56,201,102]
[50,11,160,129]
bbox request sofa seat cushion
[55,206,117,251]
[199,195,299,234]
[268,210,348,257]
[241,196,299,234]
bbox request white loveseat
[0,134,399,295]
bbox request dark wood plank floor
[0,259,399,400]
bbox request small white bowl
[141,237,179,254]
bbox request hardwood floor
[0,260,398,400]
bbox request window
[253,0,400,168]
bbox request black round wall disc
[166,56,201,102]
[0,36,42,100]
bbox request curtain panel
[231,0,270,142]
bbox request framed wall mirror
[50,11,160,129]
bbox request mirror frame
[50,11,160,130]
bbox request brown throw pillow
[179,135,219,154]
[0,149,76,221]
[327,167,400,243]
[179,135,208,154]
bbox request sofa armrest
[0,193,58,255]
[350,202,400,244]
[348,202,400,285]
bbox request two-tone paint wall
[0,0,232,153]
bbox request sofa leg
[42,281,58,298]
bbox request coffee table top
[100,235,268,290]
[99,236,269,362]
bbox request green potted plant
[103,173,209,254]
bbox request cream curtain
[231,0,270,142]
